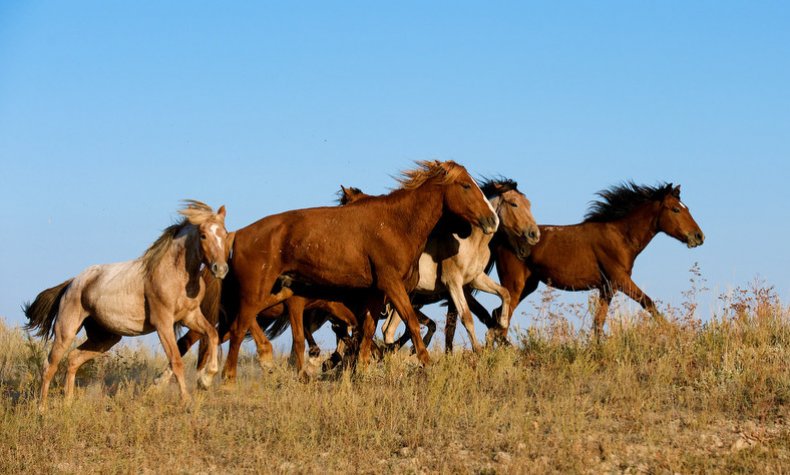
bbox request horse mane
[478,177,519,198]
[141,200,218,278]
[584,181,674,223]
[396,160,466,190]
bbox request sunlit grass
[1,279,788,473]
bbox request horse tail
[260,314,291,340]
[22,279,74,341]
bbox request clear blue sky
[1,2,789,347]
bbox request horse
[23,201,229,408]
[489,182,704,340]
[218,160,498,381]
[345,178,540,353]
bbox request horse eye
[509,202,518,208]
[200,234,207,240]
[672,207,681,213]
[462,183,471,190]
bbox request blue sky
[1,2,789,348]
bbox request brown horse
[219,160,497,381]
[24,201,229,408]
[490,182,704,340]
[344,178,540,352]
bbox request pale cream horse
[24,201,229,408]
[344,178,539,352]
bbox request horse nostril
[695,232,705,242]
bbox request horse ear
[217,205,226,218]
[672,185,681,197]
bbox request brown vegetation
[1,280,788,473]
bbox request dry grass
[1,280,788,474]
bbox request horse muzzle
[686,231,705,248]
[210,262,229,279]
[479,215,499,235]
[525,226,540,246]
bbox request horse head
[482,178,540,259]
[179,201,230,279]
[657,185,705,248]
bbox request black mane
[478,177,519,198]
[584,182,675,223]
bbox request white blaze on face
[208,224,223,255]
[679,201,688,210]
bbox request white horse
[342,178,539,352]
[24,201,229,408]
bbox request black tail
[23,279,73,341]
[260,313,291,340]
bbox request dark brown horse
[219,160,497,381]
[489,182,704,340]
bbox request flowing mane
[141,200,217,277]
[396,160,467,190]
[584,182,674,223]
[479,177,519,198]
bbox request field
[1,282,788,474]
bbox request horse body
[24,201,229,408]
[492,183,704,339]
[220,161,497,381]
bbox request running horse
[345,178,540,353]
[490,182,704,340]
[24,201,229,408]
[219,160,498,381]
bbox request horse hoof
[197,373,213,391]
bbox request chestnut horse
[24,201,229,408]
[357,178,539,352]
[489,182,704,340]
[219,160,497,381]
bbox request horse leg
[378,277,431,365]
[612,273,665,324]
[248,320,275,372]
[447,282,482,353]
[444,301,459,353]
[64,320,121,403]
[153,319,191,403]
[593,287,614,342]
[470,273,511,329]
[357,306,380,368]
[180,308,220,390]
[469,273,512,345]
[286,297,308,378]
[381,304,402,346]
[416,308,436,349]
[40,299,85,410]
[465,290,495,328]
[305,326,321,358]
[176,329,202,359]
[222,271,291,382]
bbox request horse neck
[611,202,661,256]
[160,227,202,280]
[387,185,445,253]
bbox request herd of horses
[24,160,705,407]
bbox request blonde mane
[397,160,468,190]
[141,200,221,278]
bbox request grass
[1,280,788,474]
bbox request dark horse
[489,182,704,340]
[219,160,497,381]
